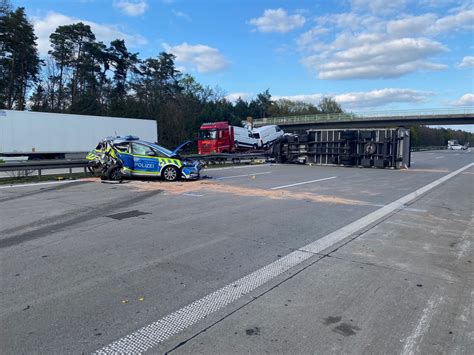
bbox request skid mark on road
[0,190,161,249]
[127,180,368,206]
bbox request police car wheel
[105,166,122,181]
[162,166,179,181]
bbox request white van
[450,144,467,150]
[252,125,284,148]
[233,125,259,149]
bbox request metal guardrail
[186,152,273,163]
[0,159,90,178]
[0,159,89,172]
[254,107,474,126]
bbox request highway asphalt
[0,150,472,354]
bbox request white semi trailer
[0,110,158,159]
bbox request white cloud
[452,93,474,106]
[459,56,474,68]
[162,42,230,73]
[113,0,148,16]
[387,9,474,37]
[334,88,433,108]
[275,89,433,109]
[430,9,474,34]
[172,10,191,21]
[387,14,438,37]
[302,37,447,79]
[297,8,474,80]
[351,0,408,14]
[273,93,323,105]
[297,27,328,48]
[225,92,253,102]
[249,8,305,33]
[33,12,148,55]
[418,0,449,7]
[316,12,383,33]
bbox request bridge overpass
[253,107,474,131]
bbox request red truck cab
[198,122,235,154]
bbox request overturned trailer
[273,128,411,169]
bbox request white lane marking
[435,156,444,159]
[182,193,203,197]
[369,204,427,213]
[457,240,471,259]
[270,176,337,190]
[216,172,272,180]
[402,207,427,213]
[204,164,278,171]
[401,294,444,355]
[0,180,80,190]
[95,162,473,354]
[457,212,473,259]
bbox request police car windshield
[147,142,173,156]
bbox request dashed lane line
[270,176,337,190]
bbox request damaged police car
[86,136,202,181]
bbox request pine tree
[0,0,12,15]
[0,7,41,109]
[108,39,138,114]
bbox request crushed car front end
[180,158,202,180]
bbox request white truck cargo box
[0,110,157,158]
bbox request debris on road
[122,180,369,206]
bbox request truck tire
[162,165,180,181]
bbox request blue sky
[13,0,474,130]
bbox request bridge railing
[254,107,474,126]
